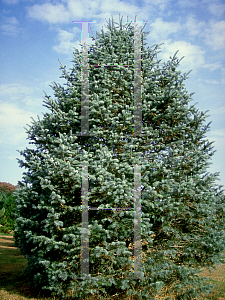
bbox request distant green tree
[14,15,225,299]
[0,195,7,226]
[0,182,17,197]
[0,192,15,233]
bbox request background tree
[14,15,225,299]
[0,182,17,197]
[0,191,16,233]
[0,183,17,233]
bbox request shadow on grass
[0,234,224,300]
[0,235,52,300]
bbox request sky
[0,0,224,191]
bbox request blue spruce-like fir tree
[14,15,225,299]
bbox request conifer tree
[14,15,225,299]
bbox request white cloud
[209,106,225,115]
[26,0,145,27]
[0,16,20,36]
[21,96,44,107]
[0,102,36,145]
[204,61,223,71]
[158,40,205,72]
[149,18,182,41]
[204,79,221,85]
[100,0,139,15]
[0,83,43,108]
[27,3,71,24]
[143,0,171,10]
[0,83,32,98]
[184,16,206,37]
[205,21,225,51]
[53,27,96,55]
[66,0,88,19]
[210,129,225,136]
[0,102,32,128]
[53,29,77,55]
[208,3,225,17]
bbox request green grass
[0,234,44,300]
[199,261,225,300]
[0,234,224,300]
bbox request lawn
[0,234,224,300]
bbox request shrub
[0,192,16,233]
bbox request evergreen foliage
[0,192,16,233]
[14,15,225,299]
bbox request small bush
[0,192,16,234]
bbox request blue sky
[0,0,224,190]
